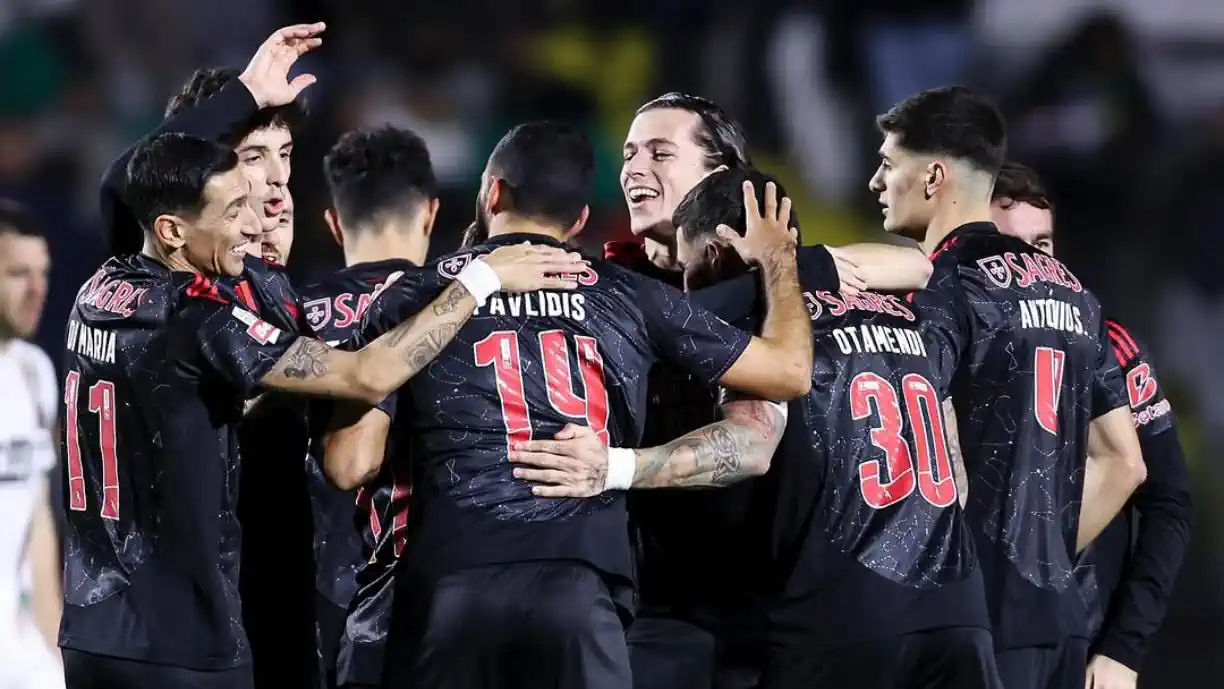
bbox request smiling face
[621,108,719,239]
[177,168,261,277]
[235,125,293,234]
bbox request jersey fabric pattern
[604,241,731,621]
[353,233,750,591]
[298,259,415,686]
[696,247,988,649]
[1075,319,1189,667]
[300,259,414,611]
[912,222,1129,649]
[57,254,300,670]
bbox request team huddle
[52,22,1192,689]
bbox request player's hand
[482,243,586,292]
[1084,654,1137,689]
[239,23,326,108]
[717,181,795,266]
[825,246,867,298]
[509,424,608,497]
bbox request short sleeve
[638,277,751,385]
[1104,321,1176,438]
[183,299,301,396]
[1090,318,1134,421]
[912,262,972,395]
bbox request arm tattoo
[632,401,785,488]
[281,338,330,379]
[377,282,473,378]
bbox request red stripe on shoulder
[185,274,229,305]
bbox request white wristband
[454,258,501,307]
[604,447,637,492]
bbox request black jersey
[300,259,415,611]
[912,222,1129,649]
[691,247,989,649]
[58,254,300,670]
[352,232,751,592]
[1074,319,1190,669]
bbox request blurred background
[3,0,1223,684]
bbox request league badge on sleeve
[305,298,332,333]
[438,254,473,279]
[231,306,283,345]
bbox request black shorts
[387,560,631,689]
[760,627,1002,689]
[627,613,762,689]
[994,638,1088,689]
[62,650,254,689]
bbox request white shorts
[0,627,64,689]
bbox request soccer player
[616,92,934,689]
[57,132,586,689]
[323,121,813,689]
[514,168,999,689]
[304,125,442,689]
[100,22,322,255]
[989,162,1193,689]
[0,202,63,689]
[869,86,1146,689]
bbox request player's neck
[920,199,993,255]
[644,236,680,272]
[344,235,425,268]
[487,218,568,244]
[140,239,198,275]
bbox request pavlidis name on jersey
[475,292,588,321]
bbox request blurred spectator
[855,0,974,117]
[1003,11,1158,302]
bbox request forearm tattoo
[381,282,473,377]
[280,338,331,379]
[943,398,968,505]
[633,401,784,488]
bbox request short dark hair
[992,161,1053,211]
[875,86,1007,175]
[324,126,437,230]
[0,200,42,239]
[126,133,240,232]
[636,92,752,171]
[672,168,799,242]
[486,121,593,227]
[165,67,305,142]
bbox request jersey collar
[930,221,998,258]
[482,232,569,249]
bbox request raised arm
[259,246,585,403]
[711,182,812,400]
[509,398,787,497]
[101,24,324,254]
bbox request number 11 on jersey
[475,330,610,446]
[64,370,121,520]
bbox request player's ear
[924,162,945,200]
[323,209,343,247]
[565,206,590,239]
[420,197,440,238]
[486,177,508,216]
[152,214,187,249]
